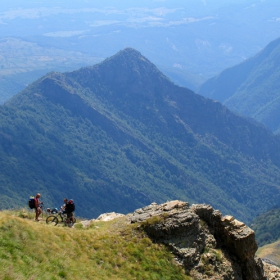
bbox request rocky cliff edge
[83,200,280,279]
[127,200,280,280]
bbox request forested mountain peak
[67,47,172,102]
[2,48,280,222]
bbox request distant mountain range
[1,48,280,221]
[199,37,280,134]
[1,1,280,104]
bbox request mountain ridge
[1,48,280,222]
[198,37,280,134]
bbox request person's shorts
[67,212,73,218]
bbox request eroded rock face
[129,200,274,280]
[191,204,264,280]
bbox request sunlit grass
[0,209,190,279]
[257,239,280,267]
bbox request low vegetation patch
[140,214,167,228]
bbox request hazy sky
[0,0,279,82]
[1,0,278,32]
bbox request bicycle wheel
[46,215,59,226]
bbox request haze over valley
[1,0,280,101]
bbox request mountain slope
[251,206,280,247]
[1,48,280,221]
[257,239,280,269]
[198,37,280,134]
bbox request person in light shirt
[34,193,43,221]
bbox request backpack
[28,196,35,209]
[51,208,58,214]
[66,199,75,212]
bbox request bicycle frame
[46,210,76,226]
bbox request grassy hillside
[0,209,189,280]
[257,240,280,268]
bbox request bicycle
[46,208,76,227]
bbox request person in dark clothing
[61,198,74,224]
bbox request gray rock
[129,200,276,279]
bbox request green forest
[251,206,280,247]
[1,48,280,223]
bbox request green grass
[0,209,190,280]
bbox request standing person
[62,198,75,225]
[34,193,43,221]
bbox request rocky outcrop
[129,200,280,280]
[262,262,280,279]
[79,212,124,227]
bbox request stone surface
[96,212,124,221]
[129,200,273,280]
[79,200,279,279]
[79,212,124,227]
[263,262,280,279]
